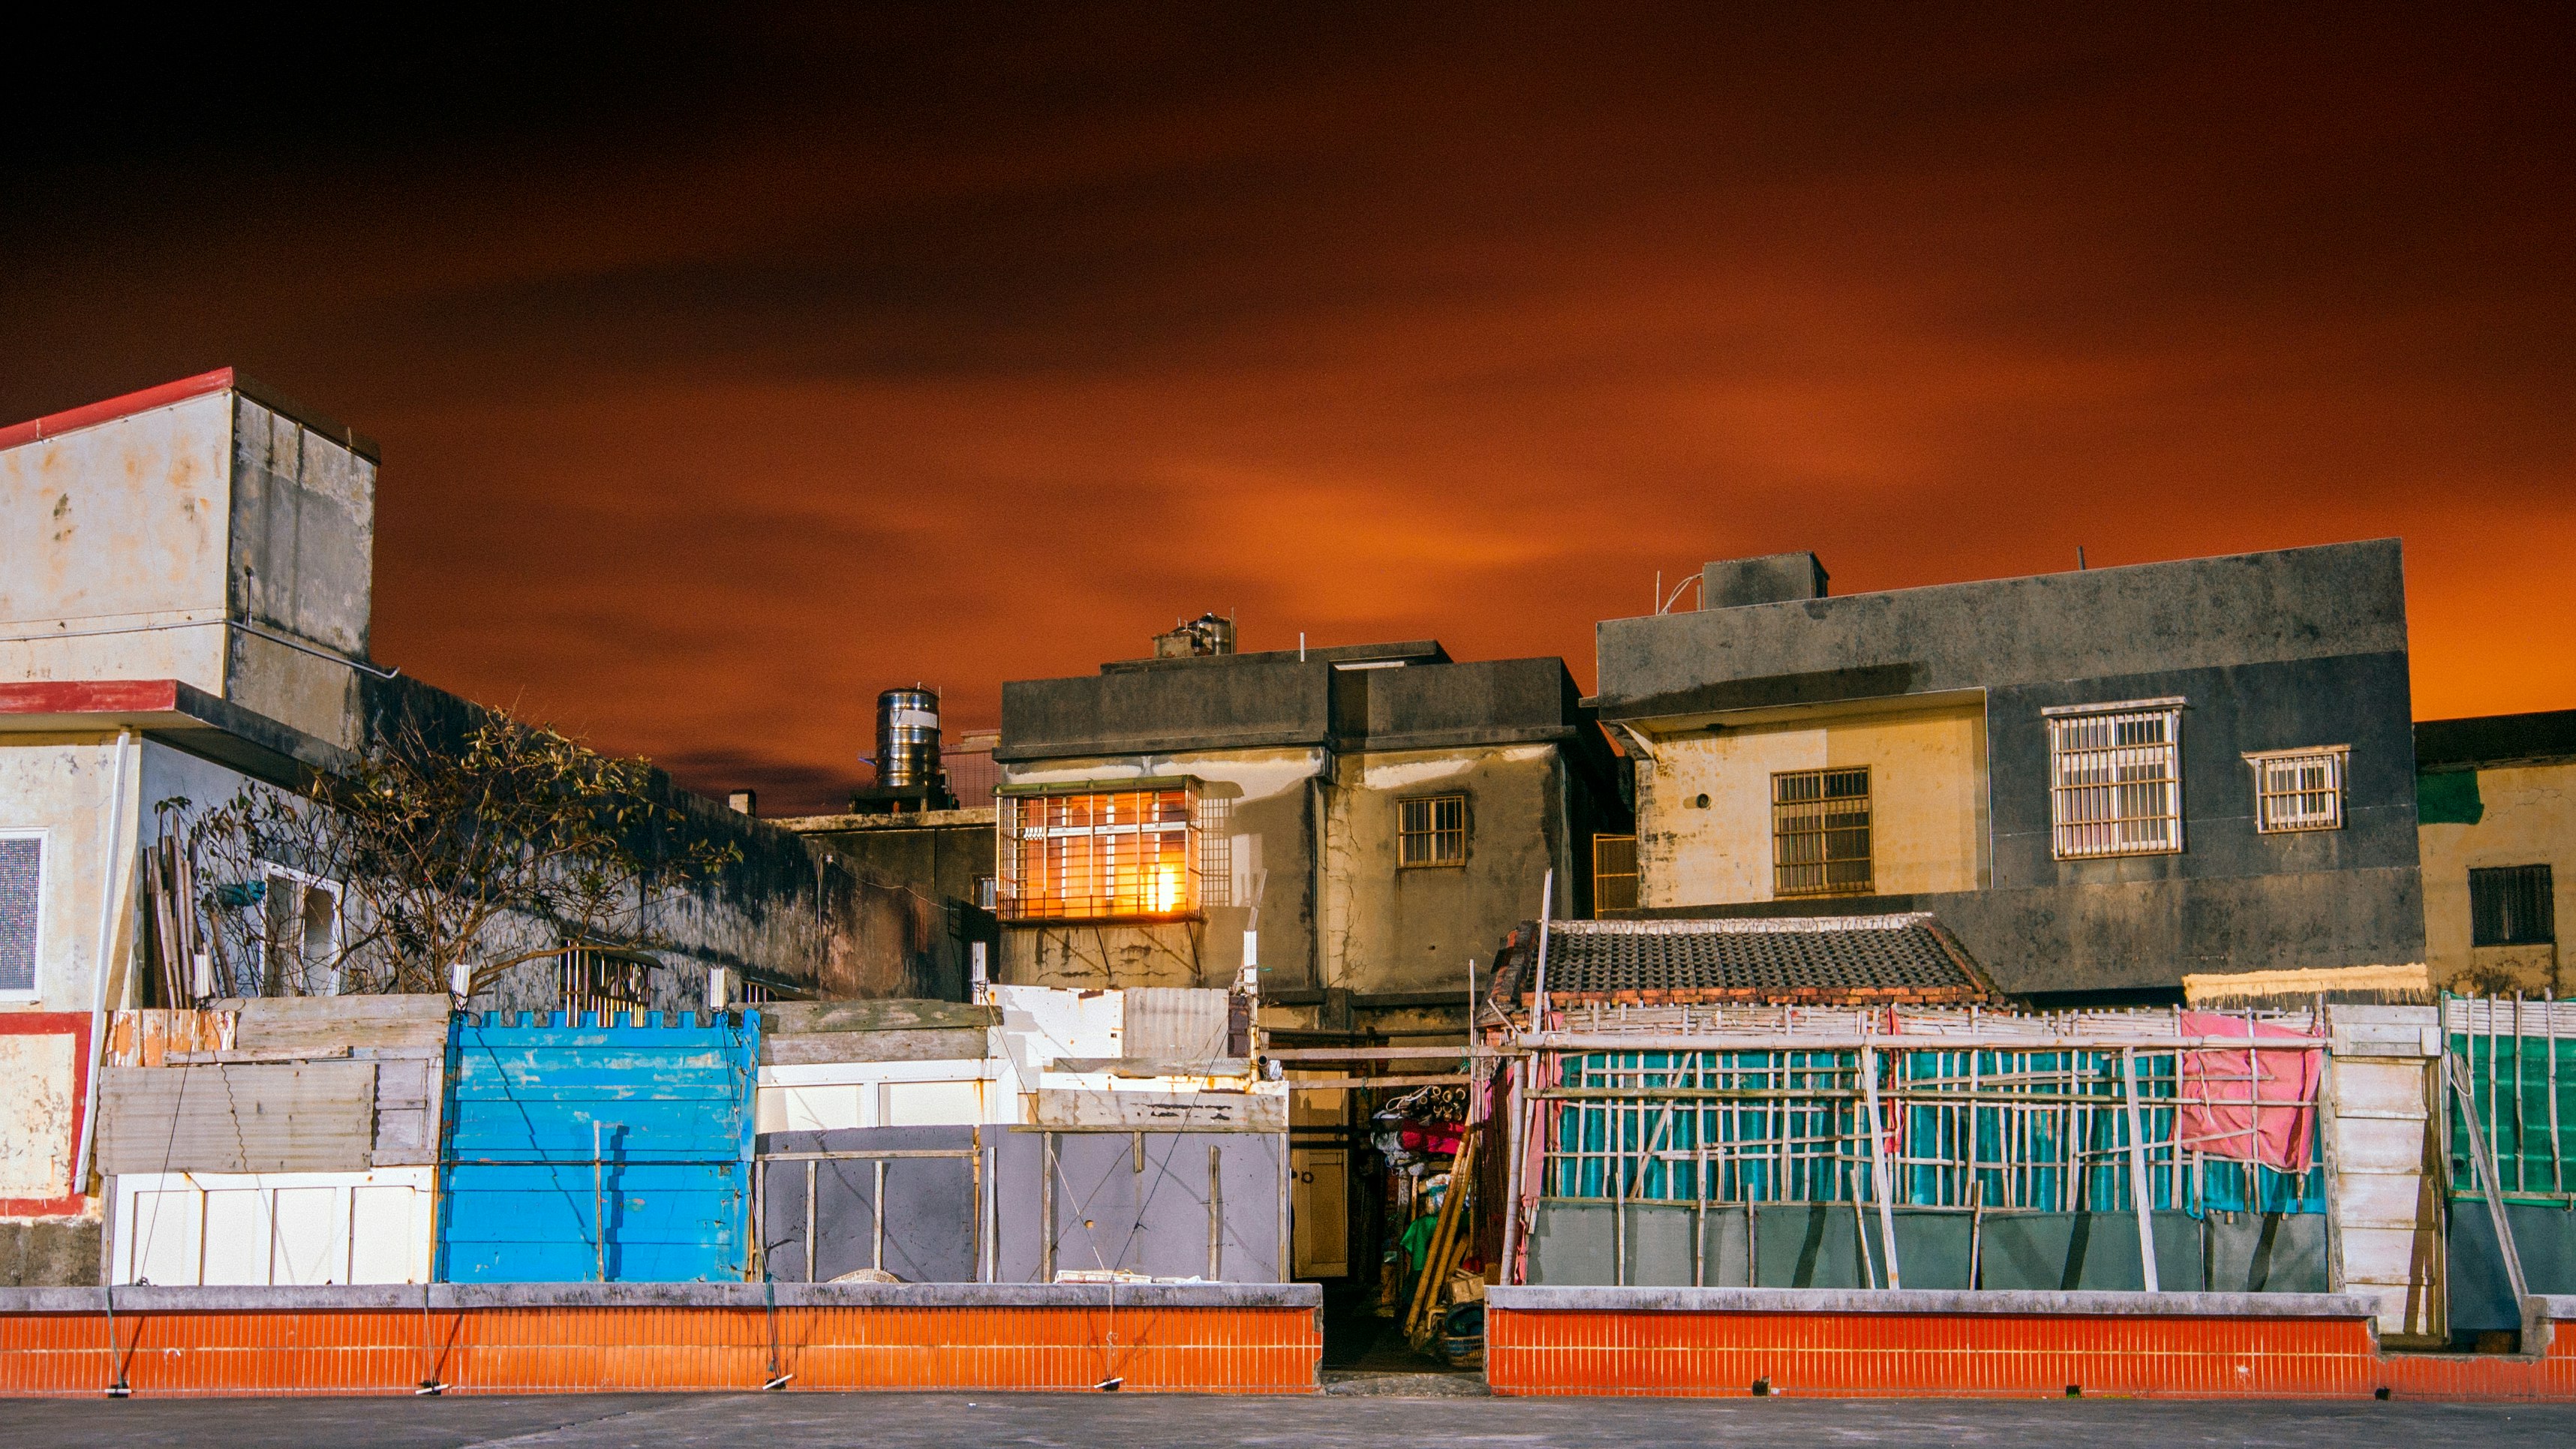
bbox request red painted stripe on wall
[0,680,184,717]
[0,370,235,452]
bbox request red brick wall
[0,1303,1319,1396]
[1487,1307,2576,1400]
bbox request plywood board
[1030,1089,1286,1133]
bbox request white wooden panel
[128,1187,202,1286]
[2340,1225,2435,1284]
[269,1186,339,1285]
[200,1189,269,1285]
[2337,1172,2434,1229]
[885,1081,987,1126]
[2333,1120,2432,1174]
[2334,1060,2430,1116]
[349,1184,419,1283]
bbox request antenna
[2077,546,2088,571]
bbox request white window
[255,864,343,997]
[2045,699,2184,859]
[2246,746,2347,833]
[0,830,43,997]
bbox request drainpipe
[71,728,140,1198]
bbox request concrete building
[1587,541,2424,1003]
[990,636,1628,1036]
[0,371,932,1282]
[2415,708,2575,994]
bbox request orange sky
[5,8,2571,812]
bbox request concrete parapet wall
[1486,1287,2576,1399]
[0,1282,1321,1396]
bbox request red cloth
[2178,1012,2323,1174]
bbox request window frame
[2244,745,2349,834]
[1592,833,1639,916]
[1770,765,1874,899]
[1396,793,1469,870]
[253,861,346,998]
[996,780,1204,922]
[2044,697,2186,861]
[0,828,46,1000]
[2470,864,2556,948]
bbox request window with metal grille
[2045,699,2184,859]
[0,832,40,995]
[2471,864,2556,947]
[2247,746,2346,833]
[1772,768,1872,897]
[1592,834,1639,915]
[1398,795,1467,868]
[998,783,1199,920]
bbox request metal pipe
[1042,1132,1057,1283]
[804,1159,817,1283]
[873,1159,887,1273]
[2550,993,2564,1196]
[1528,870,1556,1041]
[71,729,137,1199]
[595,1121,608,1283]
[1208,1142,1224,1281]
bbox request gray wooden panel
[229,995,450,1054]
[100,1062,377,1174]
[1029,1090,1285,1132]
[762,1028,990,1066]
[368,1056,440,1165]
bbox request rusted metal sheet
[1123,988,1230,1063]
[99,1062,377,1175]
[104,1009,237,1068]
[1029,1090,1286,1133]
[224,994,450,1054]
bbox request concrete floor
[3,1392,2571,1447]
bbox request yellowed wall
[1637,699,1988,908]
[2420,760,2576,993]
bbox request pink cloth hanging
[2178,1011,2323,1174]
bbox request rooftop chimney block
[1700,552,1829,609]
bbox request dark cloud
[5,5,2571,802]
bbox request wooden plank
[1285,1074,1471,1090]
[230,994,451,1053]
[756,1000,996,1035]
[761,1027,990,1066]
[100,1062,377,1174]
[1265,1045,1483,1062]
[1028,1089,1286,1132]
[370,1057,440,1166]
[1052,1057,1252,1078]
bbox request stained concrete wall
[1526,1203,2324,1293]
[1634,696,1988,906]
[1598,543,2422,997]
[2418,759,2576,994]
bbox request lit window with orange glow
[998,784,1200,921]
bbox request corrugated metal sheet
[437,1011,759,1284]
[99,1062,377,1174]
[1123,988,1228,1063]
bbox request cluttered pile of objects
[1371,1084,1485,1366]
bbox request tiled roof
[1501,913,1996,1006]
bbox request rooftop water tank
[875,687,942,790]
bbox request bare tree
[176,710,740,999]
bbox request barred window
[2045,699,2184,859]
[0,832,40,994]
[559,943,651,1018]
[2471,864,2556,947]
[1592,834,1639,915]
[1772,768,1872,897]
[999,783,1200,920]
[2247,746,2346,833]
[1399,795,1467,868]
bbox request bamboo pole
[1405,1132,1477,1339]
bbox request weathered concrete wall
[1600,543,2422,996]
[1634,697,1987,906]
[1327,744,1567,995]
[0,736,128,1009]
[2420,760,2574,993]
[1,389,235,702]
[788,810,996,909]
[0,1217,98,1287]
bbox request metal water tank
[875,687,942,789]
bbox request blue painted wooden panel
[437,1010,760,1283]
